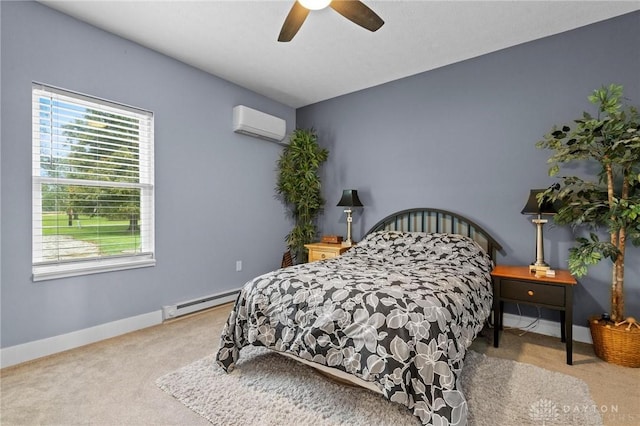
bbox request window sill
[33,255,155,282]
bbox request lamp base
[341,240,353,247]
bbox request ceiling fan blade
[330,0,384,32]
[278,1,311,42]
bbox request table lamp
[337,189,363,247]
[521,189,557,272]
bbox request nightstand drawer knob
[528,290,534,296]
[321,254,326,259]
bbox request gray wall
[0,1,295,348]
[2,3,638,350]
[298,11,640,326]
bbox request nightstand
[491,265,577,365]
[304,242,351,262]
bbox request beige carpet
[1,303,639,425]
[157,345,601,425]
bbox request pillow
[347,231,491,270]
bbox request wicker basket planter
[589,317,640,368]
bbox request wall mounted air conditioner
[232,105,286,143]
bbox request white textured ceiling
[39,1,640,108]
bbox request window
[32,83,155,281]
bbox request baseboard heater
[162,290,239,320]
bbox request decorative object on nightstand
[491,265,577,365]
[521,189,557,273]
[321,235,343,244]
[304,242,351,262]
[336,189,363,247]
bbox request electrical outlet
[236,260,242,272]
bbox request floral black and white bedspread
[216,231,494,425]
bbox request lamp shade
[521,189,557,215]
[336,189,363,207]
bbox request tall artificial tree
[537,84,640,322]
[276,128,329,263]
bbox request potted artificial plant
[537,84,640,367]
[276,128,329,264]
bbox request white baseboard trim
[0,289,242,370]
[0,310,163,369]
[502,312,593,344]
[1,303,592,370]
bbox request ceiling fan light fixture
[298,0,331,11]
[279,0,383,42]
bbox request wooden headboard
[366,208,502,261]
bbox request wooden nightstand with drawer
[304,242,351,262]
[491,265,577,365]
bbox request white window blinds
[32,83,155,281]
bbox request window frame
[31,83,155,281]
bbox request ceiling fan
[278,0,384,42]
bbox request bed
[216,208,502,425]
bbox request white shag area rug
[156,346,602,426]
